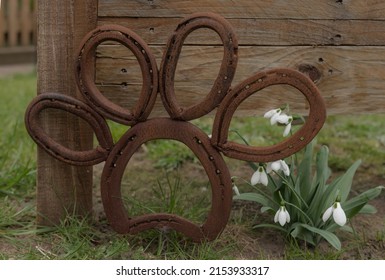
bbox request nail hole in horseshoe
[93,39,144,114]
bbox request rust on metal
[159,13,238,121]
[75,24,159,126]
[25,12,326,242]
[211,68,326,163]
[101,118,232,242]
[25,93,113,166]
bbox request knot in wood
[298,64,322,83]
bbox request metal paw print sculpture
[25,13,326,242]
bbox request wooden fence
[37,0,385,226]
[0,0,36,64]
[96,0,385,117]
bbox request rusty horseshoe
[25,12,326,242]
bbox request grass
[0,73,36,197]
[0,71,385,259]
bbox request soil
[227,171,385,259]
[1,66,384,259]
[90,149,385,260]
[1,134,384,260]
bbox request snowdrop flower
[266,160,290,176]
[275,113,290,124]
[264,108,282,125]
[274,205,291,226]
[275,113,293,137]
[263,108,293,136]
[282,117,293,137]
[232,184,240,196]
[322,202,347,226]
[251,166,268,186]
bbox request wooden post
[36,0,97,225]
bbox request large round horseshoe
[211,68,326,163]
[101,118,232,242]
[25,93,113,165]
[159,13,238,121]
[76,25,158,126]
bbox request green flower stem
[278,191,285,205]
[285,201,314,226]
[229,129,250,146]
[274,171,309,209]
[266,173,279,191]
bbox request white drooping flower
[251,166,268,186]
[274,205,291,226]
[264,108,282,125]
[266,160,290,176]
[276,113,293,137]
[232,184,240,196]
[263,108,293,137]
[322,202,347,226]
[275,113,290,124]
[282,118,293,137]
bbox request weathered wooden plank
[0,0,37,47]
[0,46,36,65]
[94,45,385,116]
[0,2,5,46]
[98,17,385,46]
[98,0,385,20]
[37,0,97,226]
[8,0,18,46]
[21,0,33,45]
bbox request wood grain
[32,0,385,231]
[36,0,97,226]
[95,0,385,115]
[98,0,385,20]
[98,17,385,46]
[94,45,385,116]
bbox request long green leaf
[297,140,314,200]
[338,160,362,201]
[314,145,331,191]
[290,223,316,245]
[299,224,341,250]
[324,223,354,235]
[261,206,274,213]
[299,146,330,222]
[253,223,288,233]
[307,176,326,222]
[342,186,384,218]
[359,204,377,214]
[233,193,271,208]
[319,160,361,214]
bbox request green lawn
[0,72,384,259]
